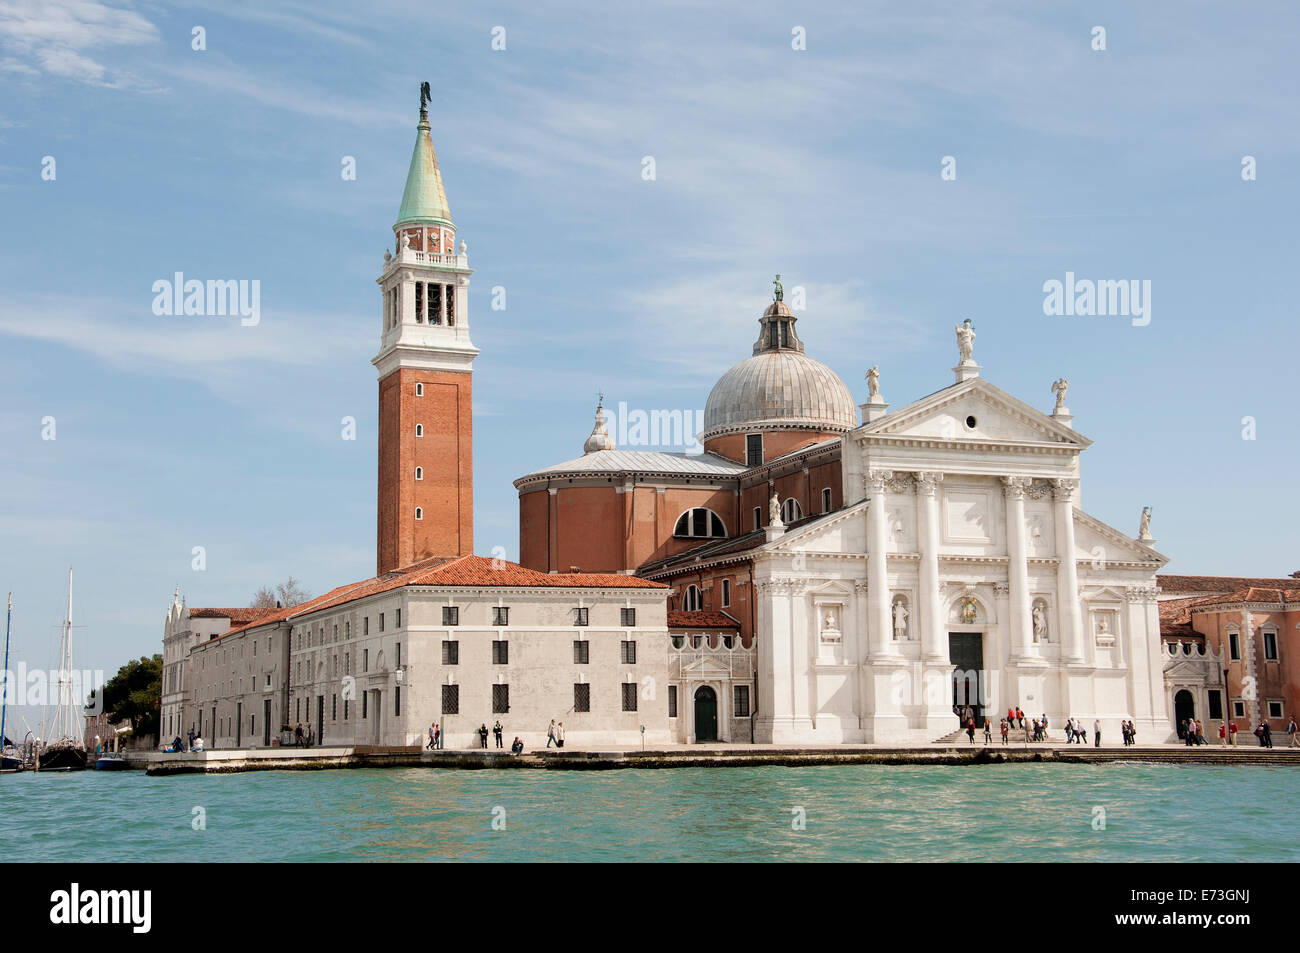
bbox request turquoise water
[2,764,1296,862]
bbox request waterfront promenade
[133,741,1300,775]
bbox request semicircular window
[674,507,727,539]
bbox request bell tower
[373,84,476,574]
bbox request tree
[249,576,311,609]
[91,655,163,740]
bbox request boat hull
[93,757,128,771]
[39,746,87,771]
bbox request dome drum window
[674,508,726,539]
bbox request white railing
[392,250,467,268]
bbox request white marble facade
[752,369,1173,745]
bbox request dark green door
[694,687,718,742]
[949,632,985,727]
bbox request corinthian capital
[1000,475,1031,500]
[865,469,893,493]
[1051,478,1078,502]
[915,471,943,496]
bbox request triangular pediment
[760,499,869,557]
[857,378,1090,449]
[1073,509,1167,569]
[681,658,737,678]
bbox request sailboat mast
[1,593,11,752]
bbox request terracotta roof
[189,607,279,623]
[1188,587,1300,608]
[1157,574,1300,594]
[200,555,667,643]
[668,610,741,629]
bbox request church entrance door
[694,686,718,742]
[1174,690,1195,737]
[949,632,986,727]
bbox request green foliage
[90,654,162,739]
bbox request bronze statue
[420,81,431,113]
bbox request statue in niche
[954,319,976,365]
[1032,602,1048,642]
[892,601,909,640]
[821,609,841,643]
[958,594,979,624]
[866,365,881,400]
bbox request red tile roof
[1157,574,1300,594]
[667,610,741,629]
[201,555,667,642]
[189,607,278,623]
[1187,587,1300,608]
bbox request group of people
[293,722,315,747]
[1061,717,1101,746]
[1119,720,1138,745]
[426,721,526,754]
[1180,718,1209,745]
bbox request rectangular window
[492,640,509,665]
[1264,631,1278,660]
[621,682,638,712]
[445,284,455,325]
[620,607,636,627]
[428,283,440,324]
[396,643,401,668]
[442,684,459,715]
[1229,632,1240,660]
[721,579,731,608]
[734,685,751,718]
[343,700,349,721]
[620,641,637,664]
[1232,700,1246,718]
[364,649,369,672]
[415,281,424,323]
[443,606,459,626]
[746,433,763,467]
[345,621,350,638]
[395,686,401,717]
[442,641,459,665]
[753,506,762,531]
[573,607,589,626]
[332,694,337,720]
[822,487,832,514]
[1208,690,1223,720]
[362,691,368,719]
[668,685,678,718]
[573,683,590,712]
[396,608,402,629]
[493,606,510,626]
[379,613,385,632]
[1268,701,1283,719]
[573,640,589,664]
[492,684,510,714]
[364,617,370,636]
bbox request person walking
[427,723,437,750]
[1218,722,1227,746]
[966,718,976,743]
[188,726,196,751]
[1228,721,1238,746]
[1094,719,1101,748]
[433,722,441,749]
[1262,721,1273,748]
[305,720,314,747]
[1016,707,1024,729]
[1000,718,1009,744]
[478,723,489,749]
[556,722,565,748]
[546,719,557,748]
[984,720,993,745]
[493,720,504,748]
[1288,717,1299,747]
[294,722,303,746]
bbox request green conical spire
[395,105,453,228]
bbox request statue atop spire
[419,81,431,122]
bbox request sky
[1,0,1298,720]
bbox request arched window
[415,383,424,397]
[414,466,423,481]
[673,507,727,539]
[682,585,703,611]
[414,507,423,521]
[821,488,832,514]
[781,498,802,524]
[415,424,424,437]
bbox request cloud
[0,0,160,89]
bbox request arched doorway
[694,686,718,742]
[1174,690,1195,737]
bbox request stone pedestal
[860,398,889,423]
[953,361,982,383]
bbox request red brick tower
[373,89,476,574]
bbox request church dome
[700,283,857,441]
